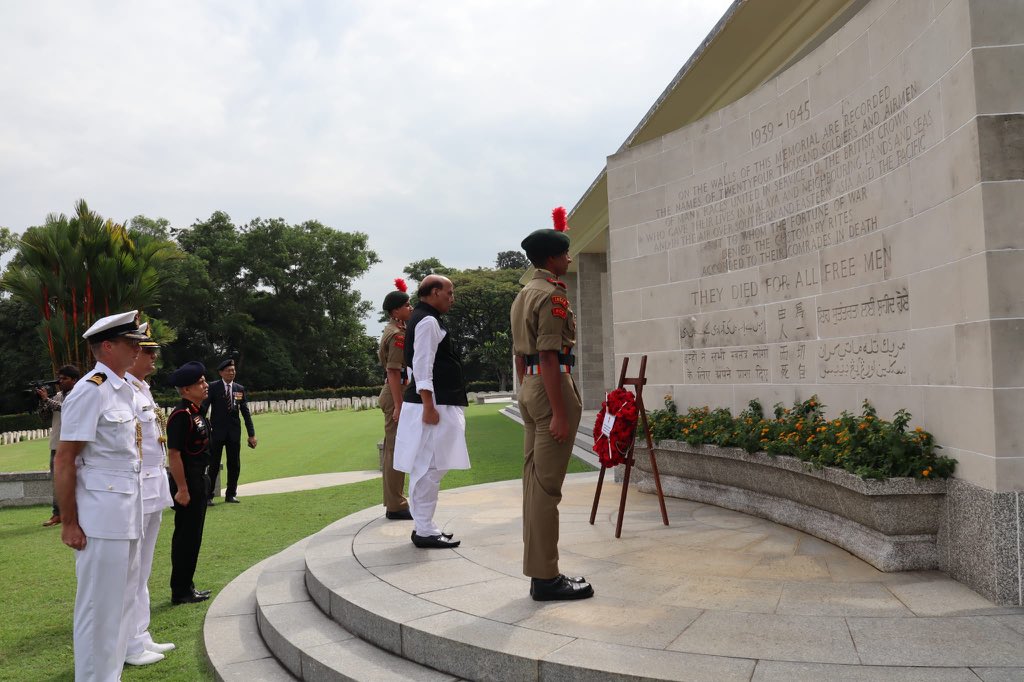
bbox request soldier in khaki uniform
[378,279,413,520]
[510,207,594,601]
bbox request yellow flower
[922,469,930,477]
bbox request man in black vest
[202,358,257,504]
[393,275,471,548]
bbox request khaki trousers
[520,373,582,579]
[379,388,409,512]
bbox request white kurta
[393,315,470,537]
[393,317,471,473]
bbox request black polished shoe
[529,574,588,597]
[530,575,594,601]
[410,530,461,549]
[171,592,209,605]
[385,509,413,520]
[225,497,240,504]
[193,588,212,598]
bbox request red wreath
[593,388,639,467]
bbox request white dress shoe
[125,650,164,666]
[145,641,176,653]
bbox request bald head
[418,275,455,313]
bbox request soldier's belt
[387,369,410,386]
[523,352,574,367]
[523,352,574,375]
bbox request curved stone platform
[210,473,1024,681]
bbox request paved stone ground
[210,414,1024,680]
[340,474,1024,679]
[234,470,382,496]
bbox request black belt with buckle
[523,352,575,367]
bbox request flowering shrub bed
[649,395,956,480]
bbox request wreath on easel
[592,388,639,467]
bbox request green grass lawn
[1,407,385,478]
[0,404,593,680]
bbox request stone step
[204,551,299,681]
[211,477,1023,681]
[256,509,457,681]
[304,483,761,682]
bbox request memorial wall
[605,0,1024,601]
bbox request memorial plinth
[632,442,945,571]
[603,0,1024,603]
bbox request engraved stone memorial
[563,0,1024,604]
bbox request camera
[25,379,59,399]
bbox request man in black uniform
[166,361,214,605]
[202,358,256,504]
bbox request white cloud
[0,0,733,333]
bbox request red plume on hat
[394,278,408,293]
[552,206,569,232]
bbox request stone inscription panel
[818,332,910,384]
[683,345,771,385]
[606,0,971,389]
[637,84,936,269]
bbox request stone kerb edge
[307,499,697,682]
[641,441,947,496]
[632,442,945,571]
[306,519,535,679]
[630,466,939,572]
[0,470,55,508]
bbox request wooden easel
[589,355,669,537]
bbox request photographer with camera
[36,365,81,527]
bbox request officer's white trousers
[74,536,141,681]
[127,510,163,655]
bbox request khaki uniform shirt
[511,269,576,357]
[378,321,407,411]
[378,320,406,370]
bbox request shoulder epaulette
[545,277,567,289]
[88,373,107,386]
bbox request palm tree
[1,199,181,371]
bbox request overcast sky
[1,1,731,335]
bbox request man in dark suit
[202,358,257,504]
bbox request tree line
[0,200,529,415]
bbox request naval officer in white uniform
[54,311,148,681]
[123,323,176,666]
